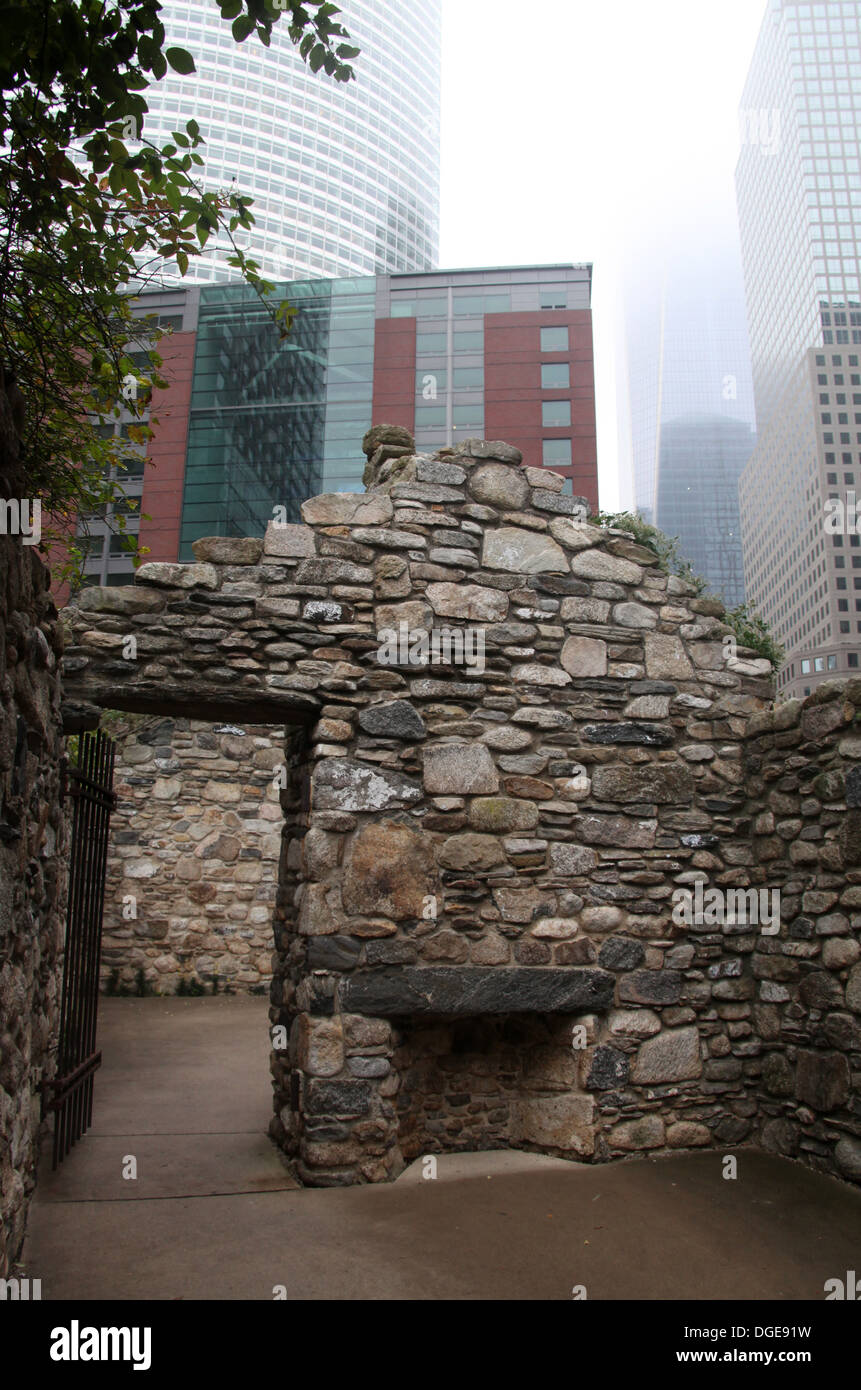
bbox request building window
[542,438,572,466]
[416,332,447,355]
[452,366,483,390]
[540,326,568,352]
[540,289,567,309]
[415,297,448,317]
[840,621,851,633]
[453,329,483,354]
[452,405,483,430]
[109,534,135,556]
[541,362,569,389]
[814,657,825,671]
[801,659,811,673]
[453,295,483,316]
[414,405,446,427]
[542,400,571,427]
[849,653,859,668]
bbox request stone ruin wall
[743,687,861,1183]
[100,716,285,995]
[0,390,68,1274]
[60,432,861,1189]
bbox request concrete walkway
[23,997,861,1300]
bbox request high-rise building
[617,220,757,605]
[654,415,756,609]
[74,264,597,584]
[736,0,861,699]
[133,0,441,283]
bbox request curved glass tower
[136,0,441,283]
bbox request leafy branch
[0,0,359,582]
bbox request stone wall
[743,684,861,1182]
[101,716,285,995]
[0,386,67,1274]
[60,431,860,1190]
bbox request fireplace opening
[392,1013,596,1164]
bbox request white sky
[437,0,769,509]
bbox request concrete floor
[23,996,861,1301]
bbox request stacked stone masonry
[101,717,284,995]
[0,386,67,1274]
[744,688,861,1183]
[60,433,861,1189]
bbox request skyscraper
[654,415,756,608]
[736,0,861,699]
[135,0,441,283]
[617,217,757,603]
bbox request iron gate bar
[44,728,116,1168]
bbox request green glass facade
[179,277,375,560]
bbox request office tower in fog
[737,0,861,698]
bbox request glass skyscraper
[617,219,757,603]
[736,0,861,698]
[654,415,756,609]
[135,0,441,283]
[181,275,376,552]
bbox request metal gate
[43,728,117,1168]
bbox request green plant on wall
[722,602,785,670]
[593,510,782,672]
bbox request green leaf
[138,35,158,69]
[219,0,243,16]
[177,250,189,276]
[185,118,200,140]
[166,48,196,75]
[232,15,255,41]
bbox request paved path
[23,997,861,1300]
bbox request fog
[438,0,769,507]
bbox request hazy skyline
[436,0,769,509]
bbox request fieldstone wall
[60,431,859,1189]
[744,684,861,1182]
[0,386,67,1274]
[101,716,285,994]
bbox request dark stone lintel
[339,966,615,1017]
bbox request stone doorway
[100,714,291,997]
